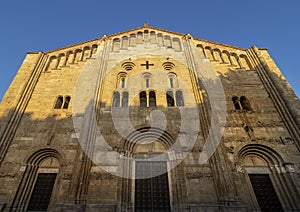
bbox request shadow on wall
[0,63,299,210]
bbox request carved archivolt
[121,127,175,155]
[11,148,64,210]
[237,144,285,170]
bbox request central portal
[135,161,171,212]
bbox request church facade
[0,24,300,211]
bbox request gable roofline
[193,37,245,50]
[107,23,186,38]
[109,24,245,50]
[46,37,101,54]
[46,24,246,54]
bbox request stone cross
[141,61,154,69]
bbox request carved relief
[223,137,247,143]
[223,136,290,145]
[243,123,254,140]
[226,146,235,154]
[186,172,212,179]
[90,172,115,180]
[63,173,72,180]
[257,121,285,127]
[0,173,17,178]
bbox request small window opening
[149,91,156,107]
[122,92,129,107]
[240,96,252,111]
[54,96,63,109]
[63,96,71,109]
[176,91,184,106]
[232,96,241,110]
[145,78,150,88]
[166,91,175,107]
[121,78,126,89]
[112,92,120,107]
[140,91,147,107]
[170,78,174,88]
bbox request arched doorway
[120,127,176,212]
[134,142,171,212]
[10,148,62,211]
[237,144,299,211]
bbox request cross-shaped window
[141,61,154,69]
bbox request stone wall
[0,25,299,211]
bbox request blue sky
[0,0,299,101]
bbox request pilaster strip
[0,52,47,165]
[183,36,238,202]
[247,47,300,151]
[70,38,111,204]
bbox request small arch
[230,53,239,66]
[240,54,252,70]
[26,148,63,166]
[91,44,98,56]
[172,37,181,51]
[123,127,175,153]
[112,92,120,107]
[166,91,175,107]
[48,56,58,70]
[243,155,268,167]
[222,51,231,64]
[162,62,175,71]
[74,49,83,63]
[176,90,184,106]
[122,36,129,49]
[140,91,147,107]
[137,31,143,43]
[196,44,206,58]
[157,33,163,46]
[66,51,74,65]
[142,72,152,88]
[164,35,171,47]
[117,72,128,89]
[212,49,223,62]
[149,91,156,107]
[121,62,135,71]
[112,38,121,51]
[204,47,213,60]
[129,34,137,46]
[167,72,177,88]
[238,144,284,168]
[82,46,91,61]
[144,30,149,42]
[150,31,156,44]
[57,53,66,68]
